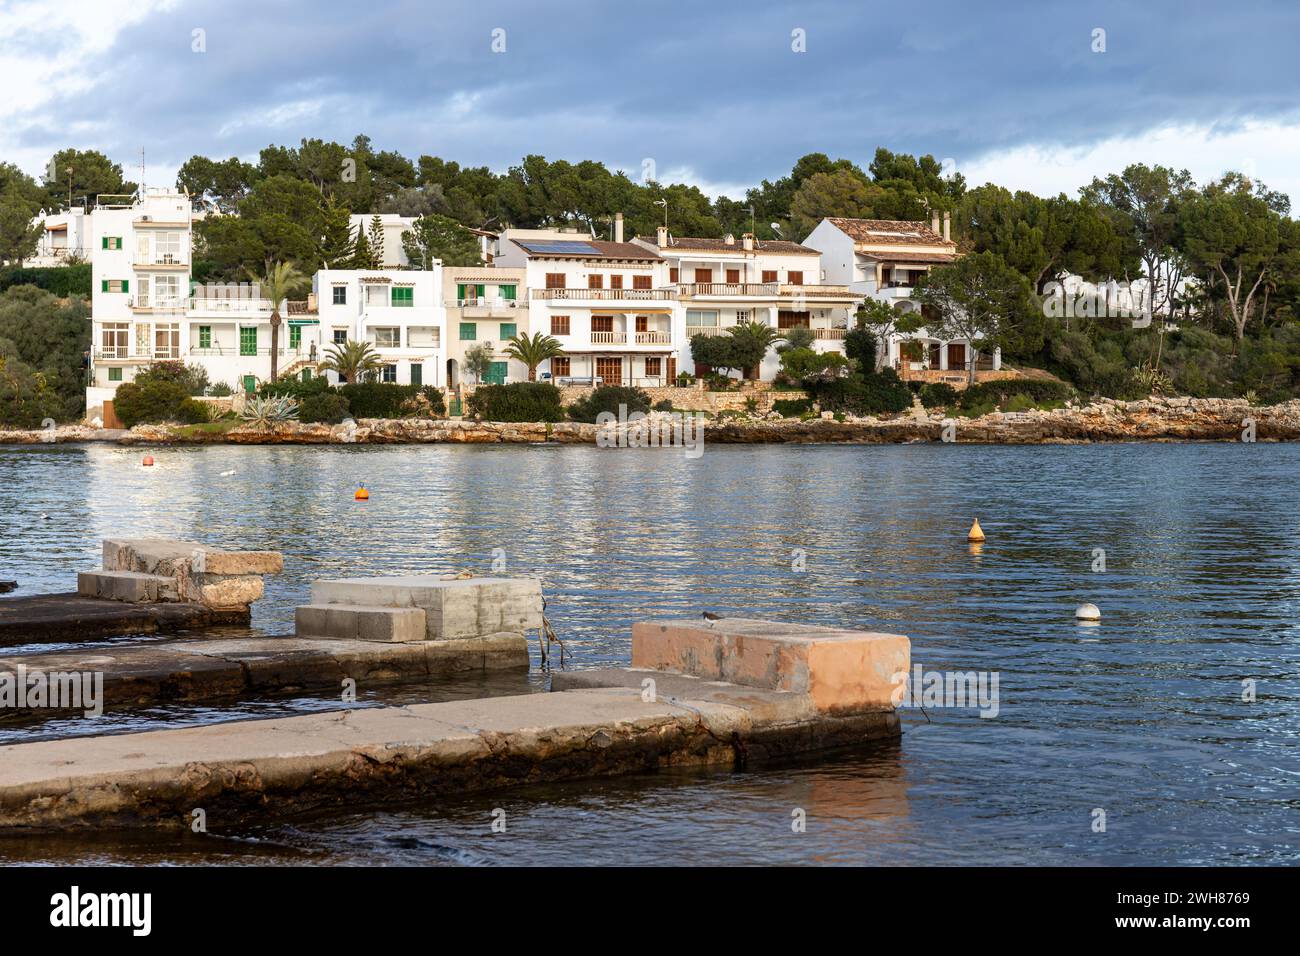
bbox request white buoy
[1075,602,1101,622]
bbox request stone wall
[557,383,806,413]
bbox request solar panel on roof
[522,240,603,255]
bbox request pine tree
[351,225,374,269]
[319,202,356,269]
[367,214,386,267]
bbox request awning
[287,318,320,326]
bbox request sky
[4,0,1300,208]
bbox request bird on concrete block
[701,611,724,628]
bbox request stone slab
[631,618,910,714]
[311,576,542,641]
[296,603,428,643]
[76,570,179,604]
[102,538,283,577]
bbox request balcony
[812,328,848,341]
[679,282,778,298]
[189,297,273,314]
[634,330,671,344]
[590,331,627,344]
[452,297,519,317]
[133,255,188,269]
[532,288,676,302]
[780,283,858,299]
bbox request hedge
[0,264,92,297]
[807,369,911,415]
[467,382,565,422]
[567,385,652,423]
[920,382,959,408]
[772,398,813,417]
[958,378,1074,410]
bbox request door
[242,375,257,394]
[667,357,677,383]
[726,269,740,284]
[947,343,966,370]
[410,363,422,386]
[484,361,508,385]
[928,343,941,369]
[596,357,622,385]
[102,400,123,430]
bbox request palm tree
[729,319,785,379]
[503,331,565,381]
[246,260,309,381]
[318,339,383,384]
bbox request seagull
[701,611,724,628]
[219,470,236,477]
[39,513,51,520]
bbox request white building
[803,214,1000,379]
[28,206,92,266]
[443,266,526,388]
[634,225,859,380]
[313,269,444,387]
[348,213,416,267]
[494,223,677,387]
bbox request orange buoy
[967,518,985,542]
[355,486,369,501]
[142,455,155,467]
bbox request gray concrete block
[77,570,179,604]
[310,576,542,641]
[295,603,427,643]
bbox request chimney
[724,233,735,245]
[614,212,624,244]
[942,211,951,242]
[657,224,668,247]
[742,233,754,251]
[931,210,941,234]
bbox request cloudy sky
[4,0,1300,206]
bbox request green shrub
[1003,393,1036,412]
[920,382,959,408]
[652,399,674,412]
[113,380,210,427]
[468,382,565,422]
[299,391,351,424]
[567,384,652,423]
[260,375,331,400]
[772,398,813,417]
[0,356,64,428]
[958,378,1073,410]
[133,361,210,396]
[0,264,92,297]
[778,347,850,383]
[338,382,425,418]
[808,368,911,415]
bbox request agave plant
[1131,363,1173,396]
[240,394,300,429]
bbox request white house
[313,269,445,387]
[493,222,677,387]
[28,206,92,266]
[348,213,417,268]
[633,225,859,381]
[803,214,1001,380]
[443,266,526,388]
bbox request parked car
[541,374,603,386]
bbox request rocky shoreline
[2,396,1296,446]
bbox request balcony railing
[590,331,627,344]
[189,297,273,313]
[532,288,676,301]
[634,331,671,344]
[133,255,187,268]
[679,282,778,297]
[686,326,726,338]
[454,298,518,309]
[812,328,848,340]
[780,283,858,298]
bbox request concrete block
[77,570,179,604]
[184,574,264,610]
[631,618,910,714]
[295,604,428,643]
[199,551,284,575]
[311,576,542,641]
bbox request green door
[242,375,257,394]
[410,363,422,386]
[484,361,507,385]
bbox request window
[635,315,648,332]
[669,267,679,283]
[633,275,651,290]
[391,286,413,307]
[498,284,517,301]
[551,315,570,336]
[365,284,388,306]
[726,269,740,283]
[551,357,571,377]
[101,237,122,250]
[788,271,804,285]
[761,270,778,283]
[155,274,181,309]
[154,324,179,359]
[610,275,623,289]
[736,310,751,323]
[380,364,397,383]
[545,273,566,289]
[333,329,348,344]
[686,310,718,328]
[645,357,662,376]
[240,326,258,356]
[100,279,129,293]
[588,274,603,289]
[458,283,485,303]
[155,232,181,262]
[499,322,517,340]
[410,363,422,386]
[459,322,476,341]
[591,315,614,333]
[289,325,302,349]
[101,323,129,357]
[778,310,810,329]
[332,286,347,305]
[136,276,150,308]
[694,268,712,283]
[108,367,123,382]
[198,325,211,349]
[374,327,400,348]
[596,357,623,384]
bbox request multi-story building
[442,266,526,387]
[494,223,678,387]
[634,226,860,380]
[28,206,92,266]
[313,269,445,387]
[803,214,1001,379]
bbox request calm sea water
[0,441,1297,865]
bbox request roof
[511,238,661,261]
[646,236,818,256]
[857,251,958,265]
[825,217,953,248]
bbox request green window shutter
[240,327,258,356]
[459,322,476,341]
[410,363,422,386]
[101,280,108,293]
[199,326,211,348]
[392,286,413,307]
[289,325,302,348]
[499,284,516,300]
[499,323,516,340]
[485,362,507,385]
[108,367,122,382]
[476,284,486,299]
[301,368,312,382]
[456,284,467,300]
[101,237,108,249]
[121,280,129,292]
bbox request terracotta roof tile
[645,236,819,256]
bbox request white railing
[189,297,274,313]
[686,326,725,338]
[590,331,627,344]
[680,282,778,297]
[533,288,676,301]
[634,331,671,344]
[812,328,848,340]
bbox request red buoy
[142,455,155,467]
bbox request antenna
[653,198,668,229]
[747,204,755,237]
[139,147,146,195]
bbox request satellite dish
[770,223,783,237]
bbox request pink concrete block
[631,618,909,714]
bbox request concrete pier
[0,617,908,830]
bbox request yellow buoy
[355,486,369,501]
[967,518,985,542]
